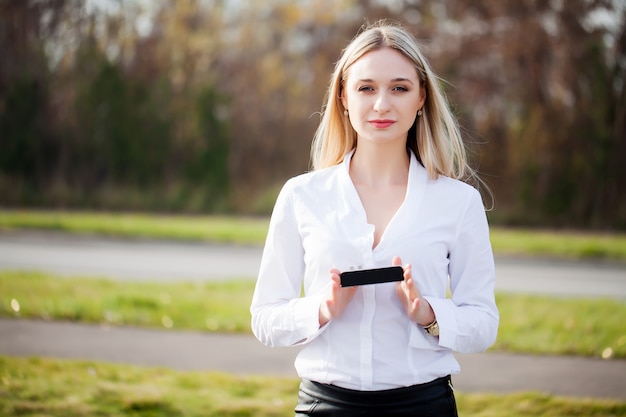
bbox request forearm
[251,295,325,347]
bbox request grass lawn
[0,210,270,245]
[1,356,625,417]
[2,271,625,359]
[1,209,626,260]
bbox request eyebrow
[357,78,415,84]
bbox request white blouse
[250,150,499,391]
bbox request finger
[412,297,420,313]
[392,256,402,266]
[404,276,417,301]
[403,263,412,280]
[329,269,342,287]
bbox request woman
[250,20,498,416]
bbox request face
[341,47,426,148]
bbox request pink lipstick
[369,119,395,128]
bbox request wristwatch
[423,319,439,337]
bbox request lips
[369,119,395,128]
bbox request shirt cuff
[423,296,457,348]
[291,293,328,346]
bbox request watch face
[428,322,440,337]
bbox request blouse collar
[335,149,428,250]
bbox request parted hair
[311,20,475,183]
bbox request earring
[344,110,349,116]
[417,109,423,116]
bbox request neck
[350,144,410,188]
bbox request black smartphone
[339,266,404,287]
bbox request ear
[341,90,348,112]
[418,87,427,111]
[340,77,349,109]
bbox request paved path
[1,230,625,298]
[0,231,262,281]
[1,318,625,400]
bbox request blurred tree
[0,0,69,202]
[145,0,232,210]
[0,0,623,226]
[187,87,230,207]
[69,34,170,190]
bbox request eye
[358,86,374,92]
[392,86,409,92]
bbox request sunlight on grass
[0,271,253,332]
[0,210,269,245]
[0,356,624,417]
[495,293,626,358]
[490,228,626,260]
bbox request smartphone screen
[339,266,404,287]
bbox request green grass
[2,271,626,359]
[490,228,626,260]
[496,293,626,359]
[0,210,269,245]
[0,356,624,417]
[2,209,626,260]
[0,271,252,333]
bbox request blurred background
[1,0,624,229]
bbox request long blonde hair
[311,20,474,183]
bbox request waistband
[300,376,452,406]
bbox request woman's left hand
[394,256,435,326]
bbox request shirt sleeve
[250,180,326,347]
[425,187,499,354]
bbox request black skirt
[295,376,458,417]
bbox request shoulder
[426,174,483,208]
[432,175,478,194]
[271,166,341,216]
[281,164,341,195]
[429,174,477,194]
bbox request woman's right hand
[318,268,358,327]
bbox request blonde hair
[311,20,474,183]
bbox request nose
[373,92,390,113]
